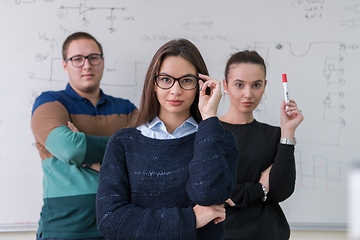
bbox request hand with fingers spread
[198,74,222,120]
[193,204,226,228]
[280,100,304,139]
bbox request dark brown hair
[62,32,103,60]
[224,50,266,82]
[133,38,209,127]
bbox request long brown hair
[132,39,209,127]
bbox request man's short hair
[62,32,103,60]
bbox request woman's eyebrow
[234,79,263,83]
[158,73,197,78]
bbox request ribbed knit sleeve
[187,117,238,205]
[227,143,295,206]
[96,130,197,240]
[268,144,296,202]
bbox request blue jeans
[36,234,105,240]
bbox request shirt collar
[145,116,198,139]
[148,116,198,129]
[64,83,107,104]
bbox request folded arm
[187,117,238,206]
[31,100,109,165]
[268,144,296,202]
[96,135,197,240]
[229,146,295,207]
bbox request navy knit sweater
[96,117,238,240]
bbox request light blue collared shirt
[137,116,198,139]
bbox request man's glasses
[155,74,199,90]
[65,54,103,67]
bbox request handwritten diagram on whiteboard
[1,0,359,231]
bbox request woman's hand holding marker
[281,74,304,139]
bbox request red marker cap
[282,74,287,83]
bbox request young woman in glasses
[96,39,238,240]
[219,50,304,240]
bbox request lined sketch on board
[0,0,359,231]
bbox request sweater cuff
[195,116,224,145]
[197,116,223,134]
[256,183,266,200]
[276,143,295,161]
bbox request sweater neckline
[129,128,197,144]
[220,119,257,127]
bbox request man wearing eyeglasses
[31,32,137,240]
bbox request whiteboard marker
[282,74,290,112]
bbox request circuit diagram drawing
[57,3,128,32]
[15,0,46,3]
[342,4,360,28]
[344,4,360,13]
[243,41,351,196]
[30,51,145,89]
[251,41,346,146]
[294,151,349,194]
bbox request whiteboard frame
[0,222,347,232]
[289,222,347,231]
[0,223,38,232]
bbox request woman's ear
[223,79,228,94]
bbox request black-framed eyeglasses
[154,74,199,90]
[65,54,103,67]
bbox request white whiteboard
[0,0,359,231]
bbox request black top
[221,120,295,240]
